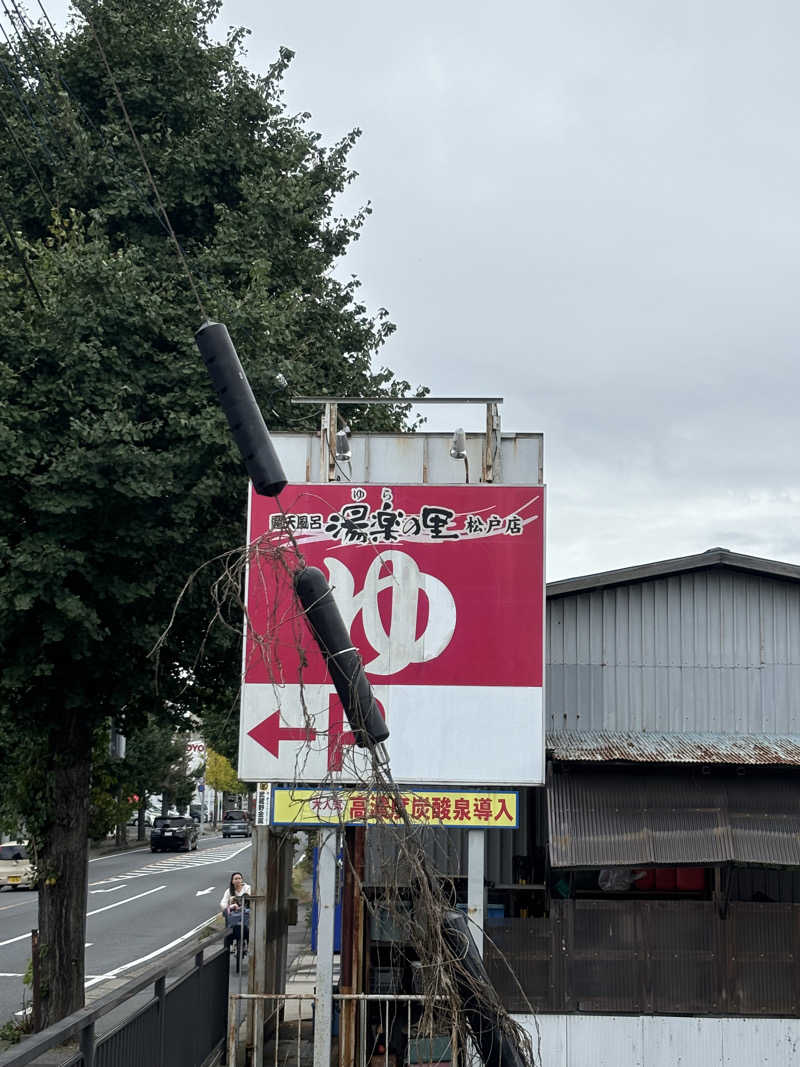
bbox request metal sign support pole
[321,402,338,482]
[248,824,270,1064]
[467,829,485,958]
[314,829,338,1067]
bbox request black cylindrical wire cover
[441,909,530,1067]
[195,320,287,497]
[293,566,390,747]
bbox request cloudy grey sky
[42,2,800,579]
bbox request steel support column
[314,829,338,1067]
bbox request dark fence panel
[185,947,230,1066]
[164,967,200,1067]
[484,900,800,1016]
[96,1001,160,1067]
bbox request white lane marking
[1,885,166,947]
[0,972,24,977]
[195,887,215,896]
[89,847,151,862]
[0,931,34,948]
[87,885,166,918]
[89,841,251,887]
[85,943,93,948]
[84,915,219,989]
[90,885,127,894]
[0,898,36,912]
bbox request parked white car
[0,843,35,890]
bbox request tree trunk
[35,722,91,1029]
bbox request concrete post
[467,829,485,958]
[249,824,270,1063]
[314,829,338,1067]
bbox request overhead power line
[72,0,208,320]
[0,45,55,164]
[0,200,45,307]
[6,0,177,240]
[0,98,53,207]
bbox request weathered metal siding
[515,1015,800,1067]
[486,901,800,1017]
[272,431,544,485]
[547,569,800,735]
[547,766,800,869]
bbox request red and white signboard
[238,483,545,785]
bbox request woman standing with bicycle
[220,871,251,956]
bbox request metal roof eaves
[547,548,800,598]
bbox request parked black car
[150,816,198,852]
[222,810,252,838]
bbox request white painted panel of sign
[239,683,543,785]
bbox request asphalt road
[0,830,254,1026]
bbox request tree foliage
[205,747,247,796]
[0,0,420,1025]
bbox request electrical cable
[9,0,176,242]
[72,0,208,320]
[0,97,53,207]
[0,1,68,162]
[33,0,58,38]
[0,199,45,307]
[0,48,55,163]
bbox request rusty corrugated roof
[547,730,800,766]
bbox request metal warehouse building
[507,547,800,1065]
[368,547,800,1065]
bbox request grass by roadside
[292,859,312,904]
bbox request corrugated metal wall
[547,568,800,734]
[515,1015,800,1067]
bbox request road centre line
[87,885,166,918]
[84,914,219,989]
[0,885,168,946]
[0,898,36,913]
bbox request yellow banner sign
[271,788,518,828]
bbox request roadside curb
[88,839,149,860]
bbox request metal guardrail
[0,928,232,1067]
[228,992,459,1067]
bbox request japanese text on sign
[255,782,271,826]
[271,788,518,828]
[268,486,527,544]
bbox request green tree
[0,0,420,1026]
[123,721,195,839]
[204,751,249,823]
[205,748,248,794]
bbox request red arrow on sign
[248,711,316,758]
[327,694,386,771]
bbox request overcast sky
[40,2,800,579]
